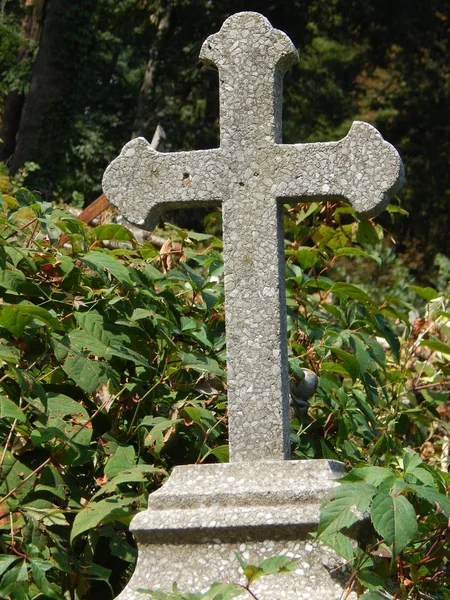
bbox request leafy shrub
[0,189,227,598]
[0,190,448,599]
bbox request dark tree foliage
[0,0,449,270]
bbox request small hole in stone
[238,182,244,187]
[183,172,190,179]
[254,172,259,177]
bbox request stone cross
[103,12,404,464]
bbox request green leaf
[319,531,356,562]
[330,282,375,308]
[0,395,26,422]
[180,352,224,377]
[355,221,380,246]
[0,268,26,292]
[335,247,381,266]
[0,560,28,599]
[0,341,20,363]
[349,335,372,375]
[75,310,130,347]
[0,449,35,501]
[356,570,385,592]
[371,493,418,555]
[318,483,377,537]
[419,338,450,356]
[343,466,397,488]
[52,335,117,393]
[94,224,136,243]
[92,465,164,500]
[328,348,359,380]
[258,555,298,575]
[184,405,216,429]
[407,484,450,517]
[410,285,439,301]
[81,250,132,285]
[0,303,61,336]
[0,555,19,577]
[209,445,229,463]
[110,532,138,563]
[358,592,386,599]
[70,496,137,543]
[140,416,183,455]
[104,445,136,478]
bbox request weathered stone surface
[116,460,356,600]
[103,12,404,464]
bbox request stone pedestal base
[117,460,357,600]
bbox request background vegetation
[0,0,449,271]
[0,1,449,599]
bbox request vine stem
[0,391,120,503]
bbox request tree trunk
[132,7,172,139]
[0,0,46,163]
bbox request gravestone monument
[103,12,404,599]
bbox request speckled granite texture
[104,11,403,599]
[116,461,357,600]
[103,12,404,464]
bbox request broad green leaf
[0,268,26,292]
[407,484,450,517]
[343,466,397,488]
[131,307,156,321]
[11,366,46,401]
[104,445,136,478]
[0,449,35,501]
[0,555,19,577]
[0,340,20,363]
[258,555,298,575]
[140,416,183,455]
[330,282,375,308]
[30,560,59,598]
[0,395,26,422]
[110,532,137,563]
[419,338,450,356]
[143,263,165,281]
[107,343,151,368]
[70,496,137,543]
[81,250,132,285]
[184,405,216,429]
[319,531,356,562]
[209,445,229,463]
[180,352,224,377]
[356,221,380,246]
[328,348,359,380]
[371,493,418,554]
[33,393,92,464]
[68,329,109,357]
[92,465,165,500]
[296,246,320,269]
[61,343,117,393]
[75,310,130,347]
[410,285,439,301]
[0,303,61,336]
[94,224,136,243]
[335,247,382,266]
[403,452,437,487]
[318,483,377,537]
[0,560,28,599]
[187,230,212,241]
[349,335,372,375]
[356,570,385,592]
